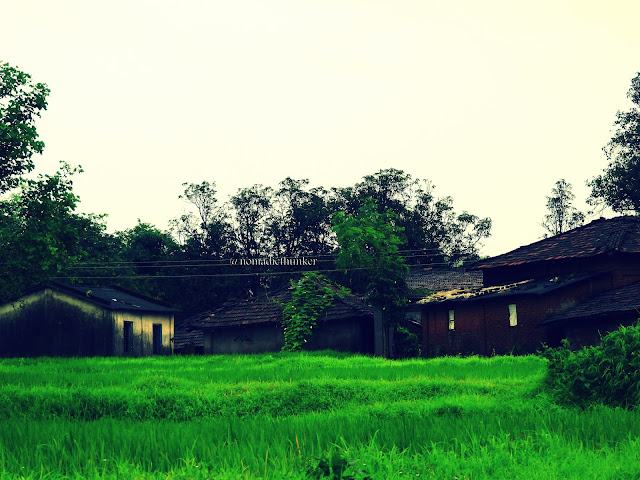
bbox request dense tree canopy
[331,169,492,266]
[332,199,409,308]
[589,72,640,213]
[0,62,50,192]
[0,164,98,299]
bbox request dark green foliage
[331,168,492,266]
[270,177,335,257]
[0,61,50,192]
[395,325,422,358]
[0,163,100,300]
[541,322,640,409]
[280,272,349,352]
[332,198,408,308]
[589,72,640,213]
[306,448,369,480]
[230,184,273,257]
[171,180,234,258]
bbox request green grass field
[0,352,638,479]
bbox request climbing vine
[281,272,349,352]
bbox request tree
[332,199,409,357]
[332,169,492,266]
[269,177,334,257]
[230,184,273,257]
[0,163,91,299]
[404,180,491,265]
[332,199,408,309]
[0,62,50,192]
[171,181,233,258]
[588,72,640,213]
[541,179,585,237]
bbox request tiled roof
[186,286,373,329]
[173,328,204,350]
[406,267,483,291]
[46,282,177,313]
[417,273,601,305]
[541,280,640,325]
[471,216,640,270]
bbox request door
[152,323,162,355]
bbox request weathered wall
[204,317,374,355]
[558,314,638,349]
[0,288,174,357]
[113,311,174,356]
[422,274,616,356]
[0,289,113,357]
[204,324,284,354]
[306,317,374,354]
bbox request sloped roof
[471,216,640,270]
[173,328,204,351]
[541,280,640,325]
[185,286,373,329]
[417,273,602,305]
[406,267,483,291]
[43,282,177,313]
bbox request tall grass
[0,353,638,479]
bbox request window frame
[508,304,518,327]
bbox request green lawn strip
[0,375,537,420]
[0,353,547,387]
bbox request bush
[541,322,640,409]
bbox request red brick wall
[421,274,617,356]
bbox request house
[540,279,640,348]
[0,282,176,357]
[174,287,374,355]
[418,216,640,356]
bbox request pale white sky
[2,0,639,257]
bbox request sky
[2,0,640,257]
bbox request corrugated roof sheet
[49,283,177,313]
[471,216,640,270]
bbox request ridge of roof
[417,272,604,305]
[39,282,178,313]
[471,216,640,270]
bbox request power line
[67,248,448,267]
[67,251,471,270]
[54,267,374,280]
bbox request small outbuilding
[175,287,374,355]
[0,282,176,357]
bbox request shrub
[541,322,640,409]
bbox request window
[508,304,517,327]
[448,310,455,331]
[152,323,163,354]
[123,321,133,354]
